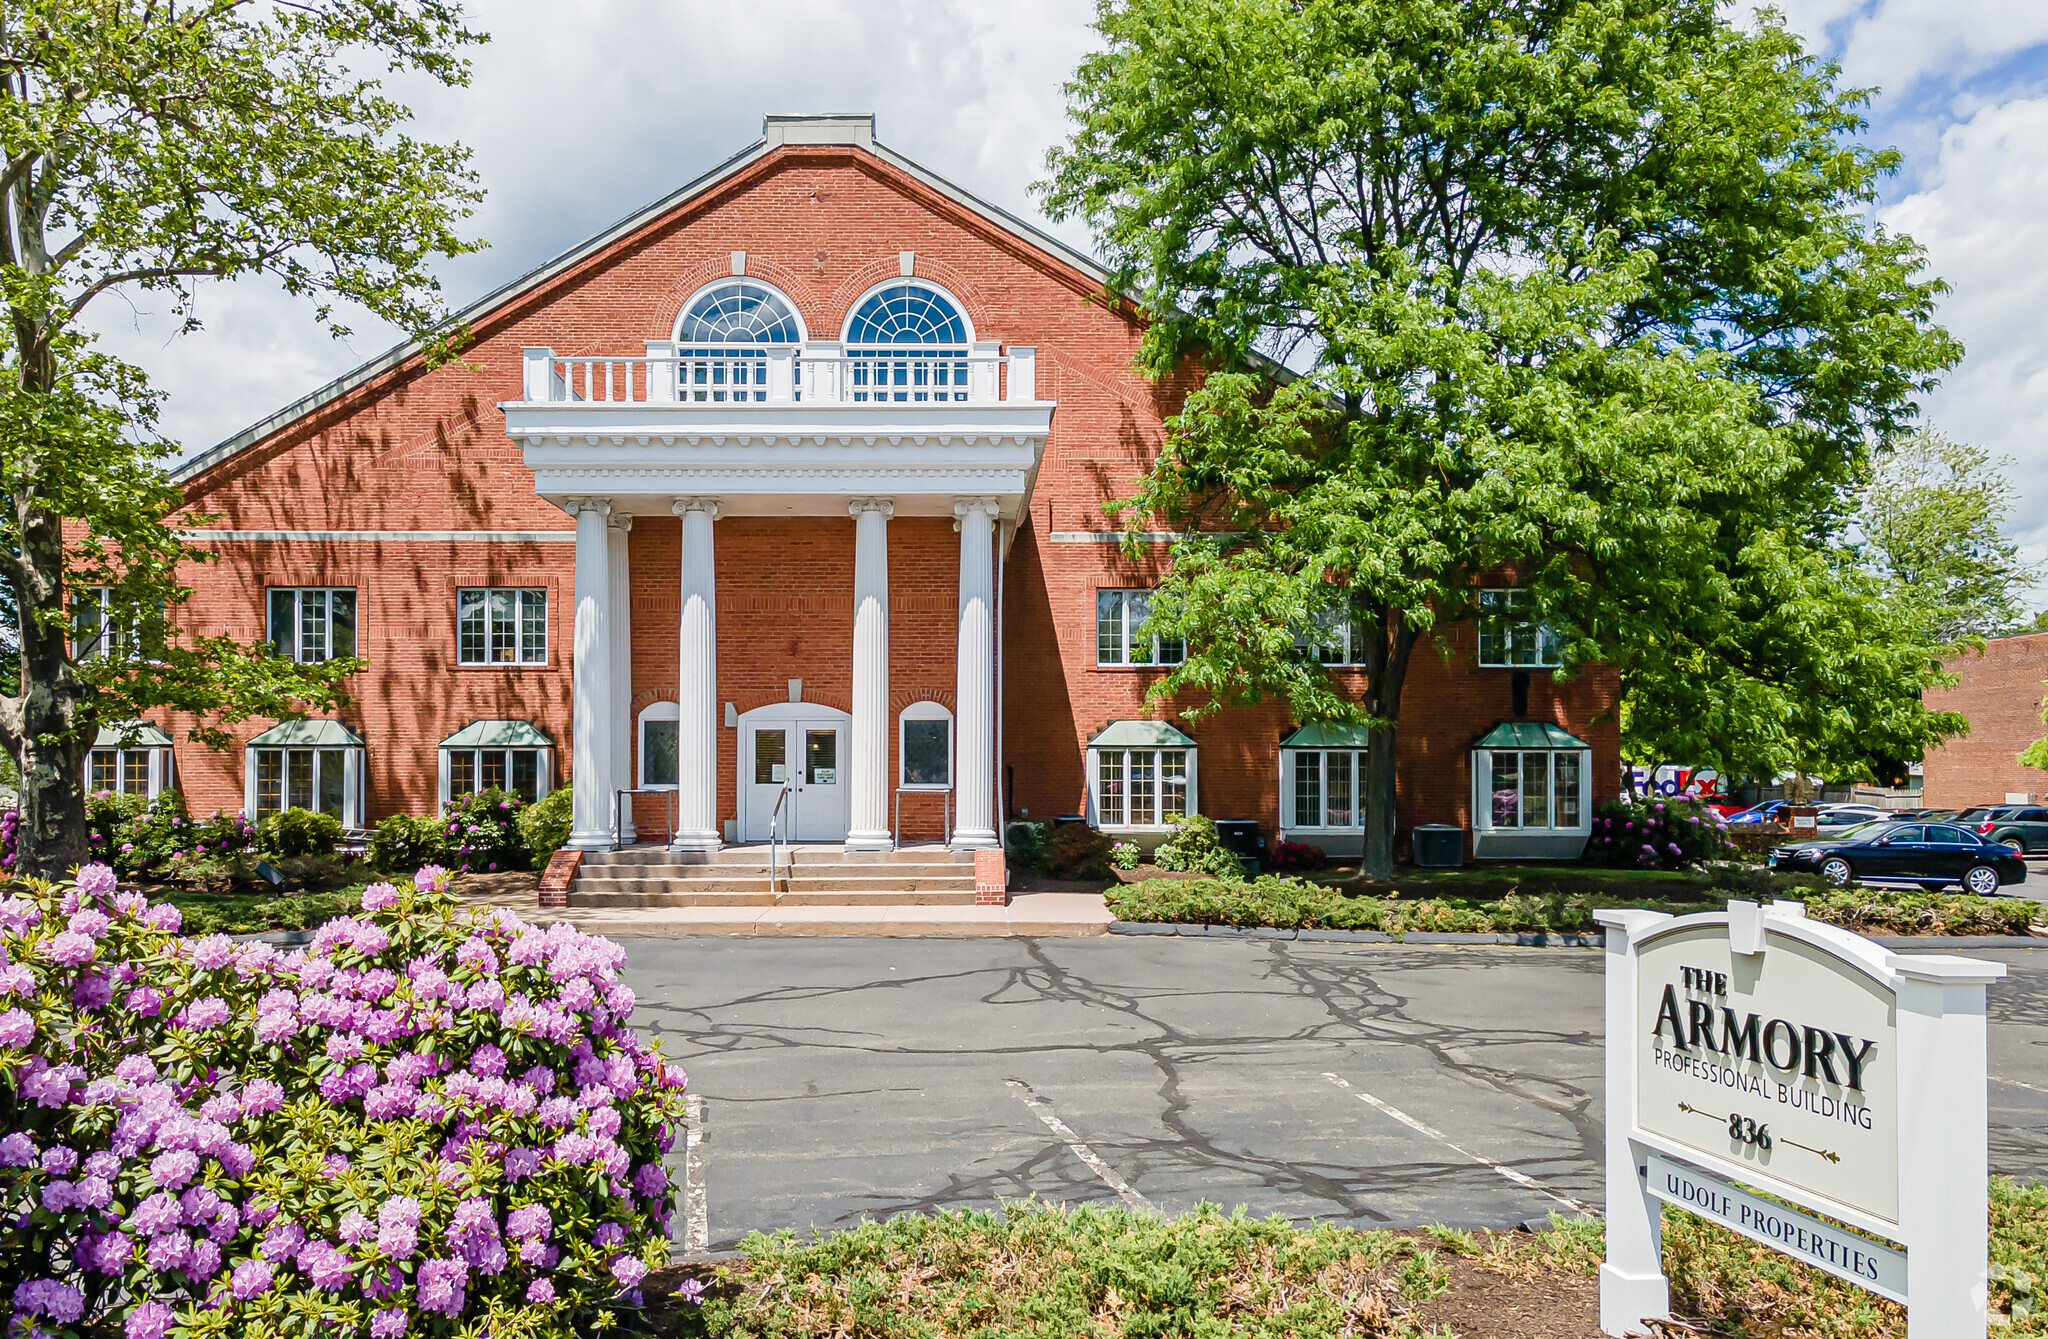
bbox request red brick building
[1922,634,2048,809]
[137,115,1618,863]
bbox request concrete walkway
[456,874,1111,937]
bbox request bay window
[439,720,554,805]
[1096,589,1185,666]
[1477,588,1560,668]
[244,720,364,827]
[1471,722,1591,859]
[457,587,548,666]
[1087,720,1197,829]
[88,722,174,800]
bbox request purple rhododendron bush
[0,863,689,1338]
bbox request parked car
[1963,804,2048,853]
[1767,821,2028,894]
[1814,804,1889,828]
[1727,801,1792,826]
[1882,808,1954,821]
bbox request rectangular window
[1294,599,1365,666]
[1095,589,1185,667]
[267,588,356,664]
[1093,747,1192,827]
[1488,751,1586,830]
[1289,750,1361,828]
[1523,751,1551,829]
[254,747,348,821]
[89,749,150,796]
[457,587,547,666]
[1327,751,1354,828]
[753,728,785,786]
[1294,752,1322,828]
[447,748,548,804]
[644,721,680,788]
[902,716,951,788]
[90,750,117,793]
[1491,751,1521,827]
[1555,753,1582,828]
[1477,589,1560,668]
[75,587,114,662]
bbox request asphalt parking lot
[620,937,2048,1251]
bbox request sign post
[1596,900,2004,1338]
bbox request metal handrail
[893,786,953,849]
[767,784,793,898]
[612,787,675,848]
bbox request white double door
[739,705,851,843]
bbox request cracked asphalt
[617,937,2048,1250]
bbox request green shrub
[84,789,149,864]
[1153,813,1248,881]
[518,784,574,862]
[370,812,446,873]
[1586,795,1736,870]
[1109,840,1142,870]
[1041,822,1115,881]
[1004,821,1047,870]
[442,787,532,872]
[255,805,344,858]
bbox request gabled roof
[93,721,173,749]
[1089,720,1196,748]
[1473,721,1588,750]
[1280,722,1372,748]
[440,719,553,749]
[247,719,365,748]
[173,113,1112,487]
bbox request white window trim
[436,747,554,808]
[1471,747,1592,835]
[838,277,977,347]
[1294,601,1371,668]
[455,586,548,668]
[898,701,954,792]
[637,702,680,791]
[1279,747,1366,832]
[671,276,811,347]
[75,586,116,662]
[1085,745,1198,832]
[267,587,357,665]
[242,744,362,829]
[87,746,172,801]
[1095,588,1186,668]
[1476,588,1562,669]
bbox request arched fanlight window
[842,282,972,402]
[673,280,804,402]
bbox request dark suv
[1964,805,2048,853]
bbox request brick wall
[163,138,1621,852]
[1922,635,2048,808]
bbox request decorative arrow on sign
[1675,1103,1840,1163]
[1779,1137,1842,1164]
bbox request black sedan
[1767,821,2028,895]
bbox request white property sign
[1595,900,2004,1339]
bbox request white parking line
[682,1093,709,1254]
[1322,1072,1592,1216]
[1994,1075,2048,1097]
[1006,1079,1155,1212]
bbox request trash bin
[1213,819,1266,875]
[1412,824,1465,868]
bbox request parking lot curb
[1105,922,2048,948]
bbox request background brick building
[1922,634,2048,808]
[126,115,1619,863]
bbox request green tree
[1042,0,1959,877]
[0,1,485,875]
[1859,429,2033,644]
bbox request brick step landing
[581,843,971,868]
[568,843,984,908]
[569,886,981,909]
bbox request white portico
[501,277,1051,854]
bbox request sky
[86,0,2048,591]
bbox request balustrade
[520,342,1036,406]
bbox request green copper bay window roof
[439,720,553,749]
[246,720,364,748]
[1088,720,1196,748]
[1473,721,1589,750]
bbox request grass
[663,1202,1479,1338]
[149,882,369,935]
[1105,867,2039,937]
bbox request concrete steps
[568,844,980,908]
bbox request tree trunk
[12,504,88,878]
[1358,609,1419,882]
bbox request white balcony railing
[520,340,1038,407]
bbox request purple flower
[527,1278,556,1304]
[232,1257,276,1299]
[182,996,230,1031]
[362,881,401,912]
[125,1300,174,1339]
[192,935,235,971]
[73,971,114,1009]
[67,908,112,938]
[611,1254,648,1287]
[185,1237,222,1284]
[15,1279,85,1324]
[504,1146,542,1181]
[678,1278,706,1306]
[40,1145,78,1175]
[417,1258,469,1315]
[299,1238,351,1290]
[377,1197,422,1259]
[241,1078,285,1115]
[143,904,182,932]
[151,1149,200,1190]
[506,1203,552,1241]
[0,963,32,997]
[339,1209,375,1245]
[145,1230,192,1271]
[259,1220,306,1262]
[75,863,118,896]
[632,1162,669,1199]
[370,1310,409,1338]
[415,865,449,892]
[470,1043,506,1078]
[0,1008,34,1048]
[43,931,96,965]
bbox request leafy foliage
[1273,840,1328,873]
[1585,796,1737,870]
[440,790,532,873]
[0,0,484,873]
[0,863,688,1336]
[1040,0,1962,876]
[516,789,575,867]
[1859,430,2036,645]
[1040,824,1116,882]
[1151,814,1247,881]
[254,808,345,860]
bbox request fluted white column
[607,513,635,844]
[847,498,894,851]
[566,498,615,851]
[672,499,722,852]
[952,498,1000,848]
